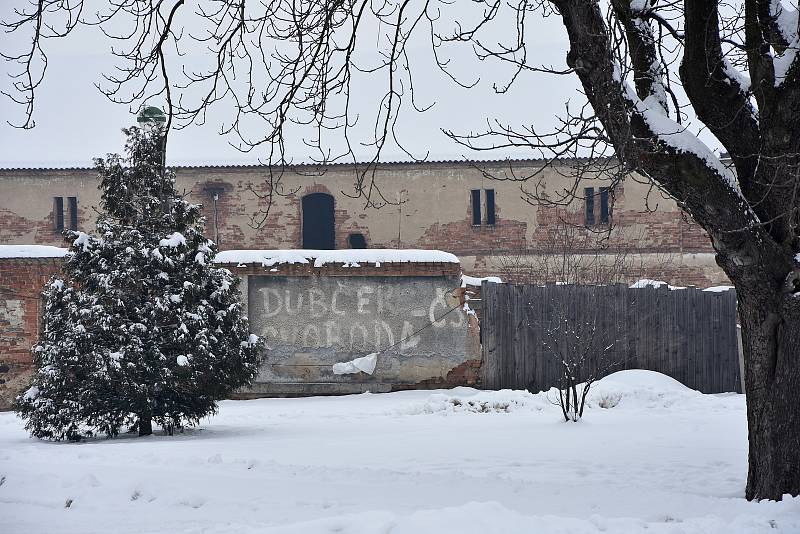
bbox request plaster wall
[245,274,471,396]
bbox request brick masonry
[0,258,61,410]
[0,162,731,288]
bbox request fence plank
[481,283,740,394]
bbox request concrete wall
[244,274,475,396]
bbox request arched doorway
[302,193,335,249]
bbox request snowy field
[1,370,798,534]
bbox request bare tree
[496,215,675,285]
[3,0,800,500]
[537,285,620,422]
[496,219,629,421]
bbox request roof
[0,156,594,172]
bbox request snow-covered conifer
[15,125,262,440]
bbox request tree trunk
[739,291,800,500]
[138,412,153,437]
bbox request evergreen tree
[15,125,262,440]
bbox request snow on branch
[622,84,741,195]
[770,0,800,86]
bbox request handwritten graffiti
[252,278,464,352]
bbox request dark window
[348,233,367,249]
[53,197,64,231]
[471,189,482,225]
[584,187,595,226]
[302,193,335,249]
[68,197,78,230]
[485,189,496,225]
[599,187,609,224]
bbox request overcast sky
[0,3,722,168]
[0,2,590,167]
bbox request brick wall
[0,258,61,410]
[224,260,461,278]
[0,255,480,408]
[1,164,727,286]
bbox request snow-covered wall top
[215,249,460,267]
[0,246,460,266]
[0,245,68,258]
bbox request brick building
[0,158,728,287]
[0,158,733,407]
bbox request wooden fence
[480,283,741,394]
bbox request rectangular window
[53,197,64,231]
[68,197,78,230]
[471,189,482,226]
[599,187,609,224]
[485,189,496,225]
[584,187,595,226]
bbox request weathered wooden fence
[481,283,741,394]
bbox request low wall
[225,256,481,396]
[0,248,482,408]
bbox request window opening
[584,187,595,226]
[471,189,482,226]
[302,193,336,249]
[485,189,496,225]
[53,197,64,231]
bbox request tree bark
[551,0,800,500]
[738,290,800,500]
[138,412,153,437]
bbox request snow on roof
[215,249,460,267]
[0,245,68,258]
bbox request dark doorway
[348,233,367,249]
[302,193,335,249]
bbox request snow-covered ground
[1,370,798,533]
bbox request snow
[631,281,737,292]
[176,355,190,367]
[332,353,378,375]
[159,232,187,248]
[21,386,39,401]
[461,274,502,287]
[73,232,93,252]
[215,249,460,267]
[704,285,735,293]
[721,57,751,93]
[623,84,741,193]
[1,370,798,533]
[0,245,68,258]
[629,279,686,290]
[771,0,799,87]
